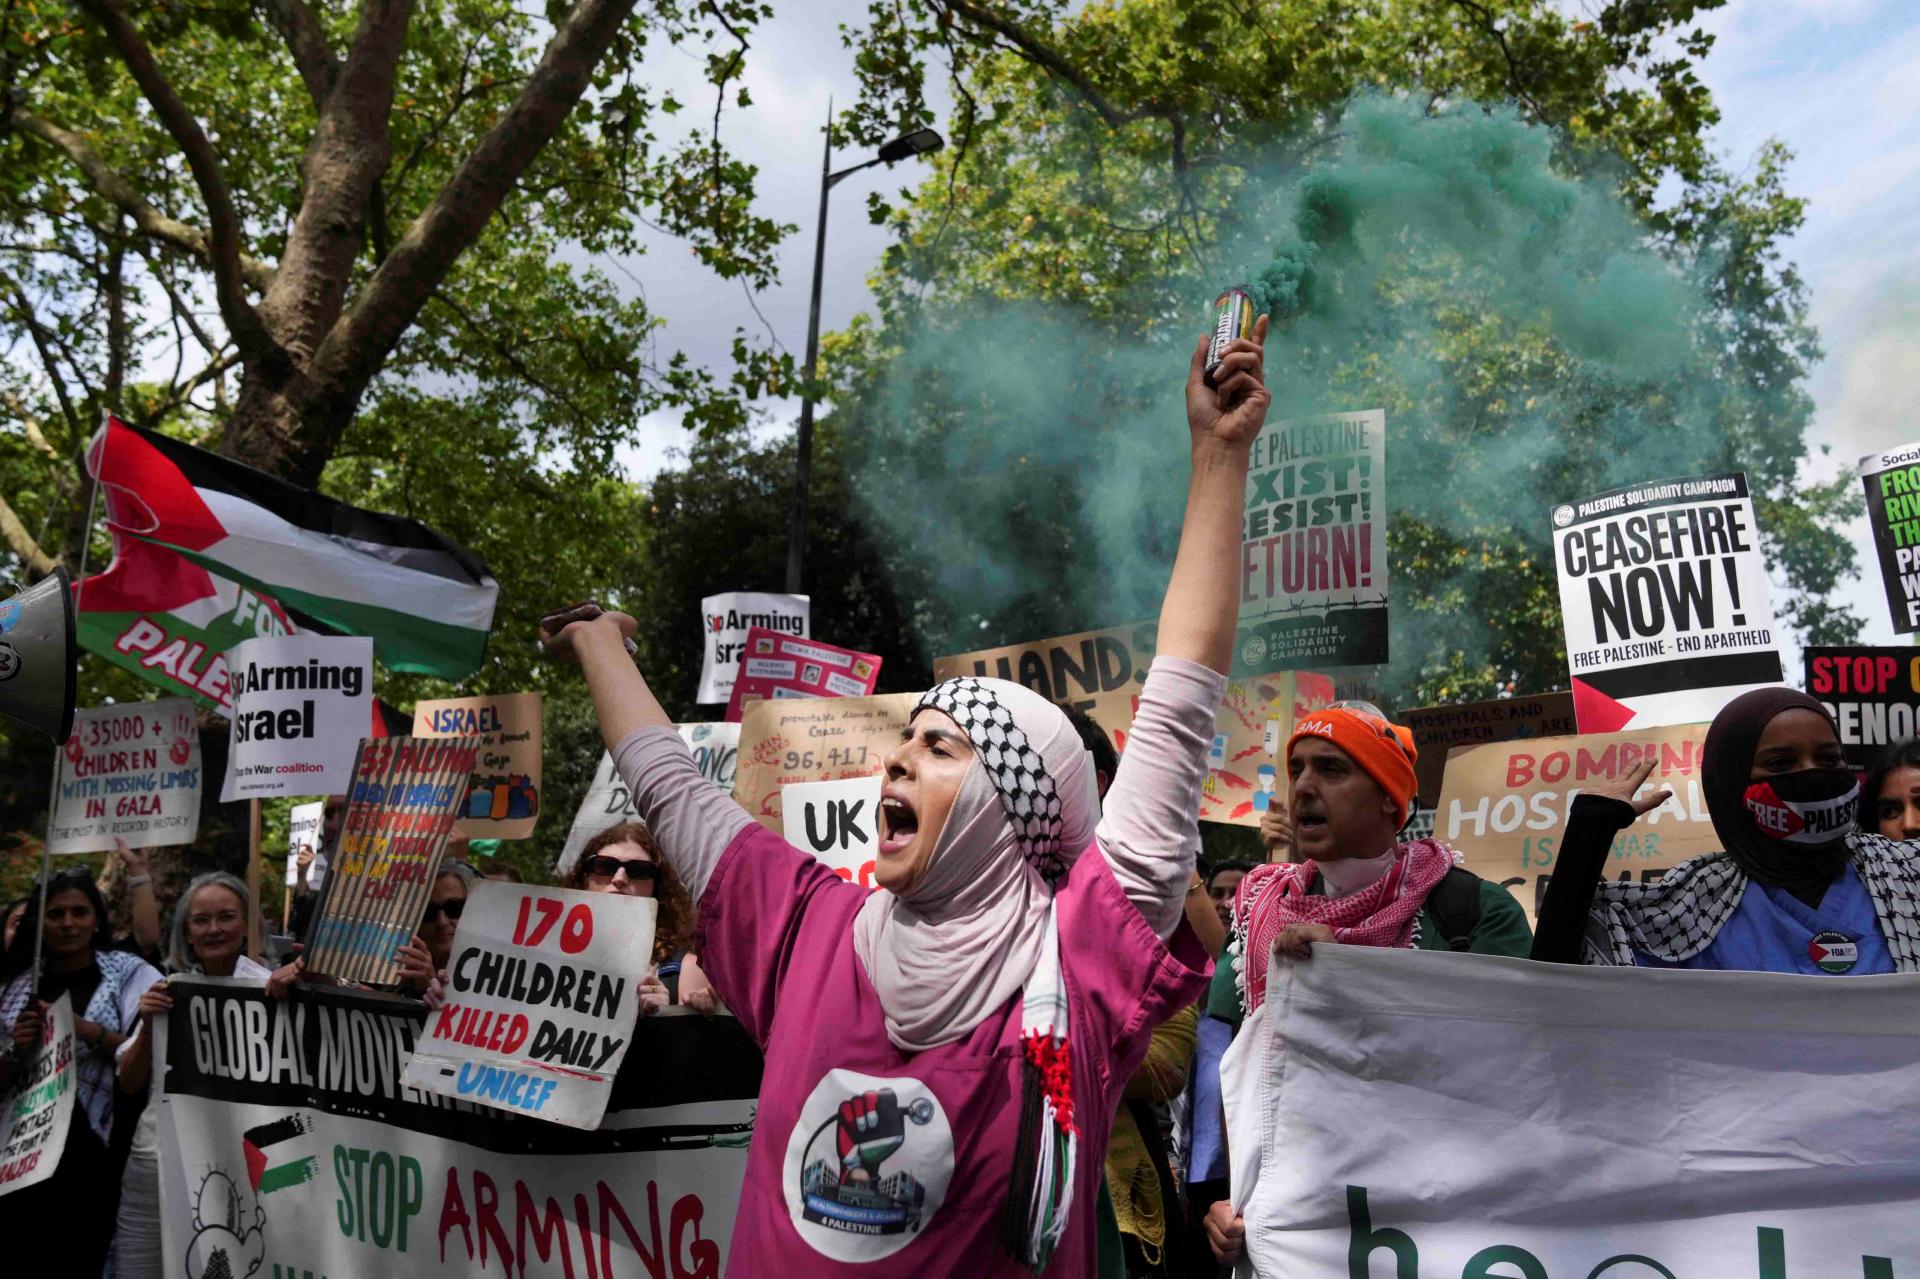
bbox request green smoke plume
[841,94,1811,699]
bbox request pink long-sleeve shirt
[612,657,1223,1274]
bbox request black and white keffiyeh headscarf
[913,677,1075,884]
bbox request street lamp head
[877,128,945,164]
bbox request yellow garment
[1104,1004,1199,1263]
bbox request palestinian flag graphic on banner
[86,416,497,679]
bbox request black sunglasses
[584,856,658,884]
[423,898,467,923]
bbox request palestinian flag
[88,416,497,679]
[242,1114,318,1194]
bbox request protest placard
[724,628,883,722]
[1401,692,1577,811]
[1437,722,1715,919]
[412,691,542,840]
[558,722,740,876]
[0,994,73,1198]
[733,693,922,828]
[219,634,373,800]
[934,623,1336,826]
[698,591,809,703]
[1224,946,1920,1276]
[400,883,656,1129]
[1551,472,1782,733]
[1859,442,1920,634]
[46,699,201,854]
[304,735,480,985]
[158,979,758,1275]
[287,800,325,889]
[1805,646,1920,770]
[1236,410,1388,672]
[782,776,884,887]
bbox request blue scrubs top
[1634,863,1894,976]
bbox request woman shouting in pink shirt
[539,313,1271,1276]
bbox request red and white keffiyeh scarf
[1230,838,1456,1014]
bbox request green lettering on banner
[1347,1185,1418,1279]
[1463,1244,1548,1278]
[1585,1258,1679,1278]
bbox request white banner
[781,775,883,887]
[697,592,808,703]
[156,979,757,1278]
[1551,473,1782,733]
[287,800,325,889]
[219,634,372,800]
[1224,946,1920,1277]
[401,884,656,1129]
[558,723,740,877]
[48,700,202,854]
[0,993,73,1197]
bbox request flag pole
[247,799,263,961]
[29,423,105,994]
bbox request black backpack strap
[1426,867,1485,952]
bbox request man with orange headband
[1200,702,1531,1266]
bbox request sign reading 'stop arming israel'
[1552,473,1781,733]
[1860,442,1920,635]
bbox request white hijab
[852,678,1100,1052]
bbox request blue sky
[614,0,1920,642]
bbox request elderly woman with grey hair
[115,872,272,1278]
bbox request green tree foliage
[829,0,1857,707]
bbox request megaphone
[0,567,77,741]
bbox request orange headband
[1287,707,1420,825]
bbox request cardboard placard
[47,699,202,854]
[558,723,739,877]
[1858,442,1920,634]
[219,634,373,800]
[1401,693,1577,811]
[400,884,656,1129]
[934,623,1335,826]
[1551,473,1781,733]
[782,776,884,887]
[1805,647,1920,771]
[412,691,543,840]
[304,735,481,984]
[0,993,73,1198]
[698,591,809,703]
[1436,721,1715,919]
[1236,410,1389,672]
[732,693,922,828]
[724,628,882,722]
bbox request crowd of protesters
[5,314,1919,1275]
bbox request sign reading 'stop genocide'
[1237,411,1388,672]
[1552,473,1781,733]
[1805,646,1920,771]
[1859,442,1920,635]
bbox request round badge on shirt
[781,1069,955,1262]
[1808,930,1859,974]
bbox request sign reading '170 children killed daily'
[47,700,202,854]
[219,634,373,800]
[1237,410,1388,673]
[402,883,655,1129]
[1859,441,1920,635]
[1552,473,1781,734]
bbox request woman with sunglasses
[0,865,163,1275]
[538,321,1268,1275]
[566,822,694,1014]
[115,873,273,1278]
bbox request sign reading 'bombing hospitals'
[1551,472,1781,734]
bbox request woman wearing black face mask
[1531,688,1920,974]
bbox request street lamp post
[784,106,943,594]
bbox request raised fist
[835,1089,907,1183]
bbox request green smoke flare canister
[1204,283,1255,388]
